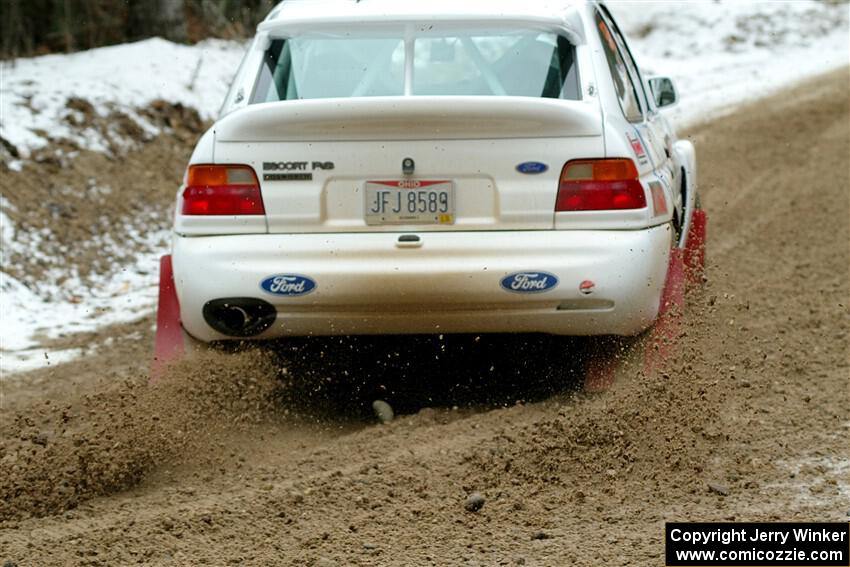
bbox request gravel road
[1,68,848,566]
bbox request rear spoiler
[259,5,587,46]
[214,96,602,142]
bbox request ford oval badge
[516,162,548,175]
[500,272,559,294]
[260,274,316,296]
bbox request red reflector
[556,159,646,212]
[181,165,265,216]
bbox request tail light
[556,159,646,211]
[181,164,265,216]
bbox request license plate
[365,180,455,225]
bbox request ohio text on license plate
[365,180,455,225]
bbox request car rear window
[251,30,579,102]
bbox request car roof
[260,0,592,42]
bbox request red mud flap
[584,211,707,391]
[642,247,685,376]
[684,209,707,286]
[151,255,184,383]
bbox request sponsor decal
[627,132,649,165]
[579,280,596,295]
[260,274,317,296]
[516,161,549,175]
[500,272,559,294]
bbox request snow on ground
[1,1,849,375]
[0,38,246,161]
[1,38,247,376]
[610,0,850,127]
[0,215,165,370]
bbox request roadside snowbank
[612,0,849,127]
[0,38,245,163]
[1,1,848,375]
[0,219,164,371]
[1,39,247,374]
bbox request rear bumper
[172,226,673,341]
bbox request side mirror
[648,76,678,109]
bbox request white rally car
[154,0,706,369]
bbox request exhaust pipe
[202,298,276,337]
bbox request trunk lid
[213,96,604,233]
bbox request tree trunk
[158,0,187,42]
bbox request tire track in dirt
[709,100,848,259]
